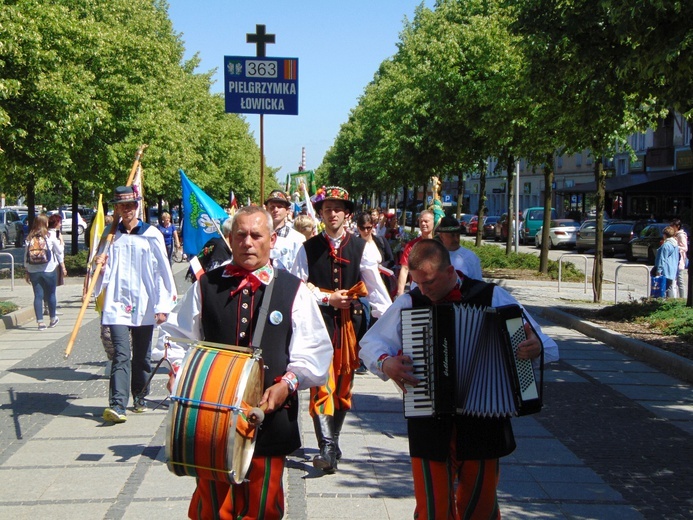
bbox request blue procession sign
[224,56,298,115]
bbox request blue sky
[167,0,433,181]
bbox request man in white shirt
[159,206,332,520]
[436,215,483,280]
[360,239,558,520]
[94,186,177,424]
[265,190,305,271]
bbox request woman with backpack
[24,214,64,330]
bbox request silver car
[0,208,24,249]
[575,219,599,253]
[535,219,580,249]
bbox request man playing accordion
[360,239,559,519]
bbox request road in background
[464,236,683,301]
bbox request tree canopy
[0,0,267,219]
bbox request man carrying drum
[161,205,332,520]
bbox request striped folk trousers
[412,457,501,520]
[188,456,286,519]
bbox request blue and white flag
[180,169,229,257]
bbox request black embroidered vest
[199,267,302,456]
[303,233,368,345]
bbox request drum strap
[251,277,276,348]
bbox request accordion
[401,303,542,419]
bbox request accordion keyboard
[401,307,435,417]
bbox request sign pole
[260,113,265,203]
[246,24,275,205]
[225,25,298,205]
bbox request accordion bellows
[401,304,541,419]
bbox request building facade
[454,114,692,221]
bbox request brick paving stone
[534,362,693,519]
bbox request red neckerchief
[224,264,262,297]
[440,276,464,303]
[323,231,351,265]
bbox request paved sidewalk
[0,266,691,519]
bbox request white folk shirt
[94,221,177,327]
[271,224,306,271]
[449,246,483,280]
[157,268,332,389]
[290,231,392,319]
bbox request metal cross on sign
[246,24,275,58]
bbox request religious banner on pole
[288,170,316,198]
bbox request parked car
[78,207,96,224]
[458,213,475,234]
[626,223,669,263]
[466,216,480,236]
[602,220,649,257]
[49,210,87,235]
[535,219,580,249]
[576,219,597,253]
[20,215,30,238]
[482,216,501,239]
[520,207,558,244]
[494,213,523,243]
[0,208,24,249]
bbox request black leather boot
[333,410,347,461]
[312,414,337,473]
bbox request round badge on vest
[269,310,283,325]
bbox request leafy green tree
[0,0,266,253]
[512,0,659,301]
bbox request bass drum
[166,342,264,484]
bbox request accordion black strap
[409,277,495,308]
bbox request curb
[0,306,35,332]
[536,306,693,385]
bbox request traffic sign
[224,56,299,115]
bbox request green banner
[287,170,316,197]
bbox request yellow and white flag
[88,194,105,264]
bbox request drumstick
[248,402,269,425]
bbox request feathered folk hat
[264,190,291,207]
[313,186,354,213]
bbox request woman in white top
[24,214,64,330]
[356,211,398,303]
[47,213,68,285]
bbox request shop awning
[555,170,692,194]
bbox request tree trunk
[593,159,606,303]
[506,155,515,254]
[27,172,37,224]
[539,154,554,274]
[686,140,693,307]
[456,174,464,219]
[401,185,408,228]
[476,172,486,247]
[70,179,79,255]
